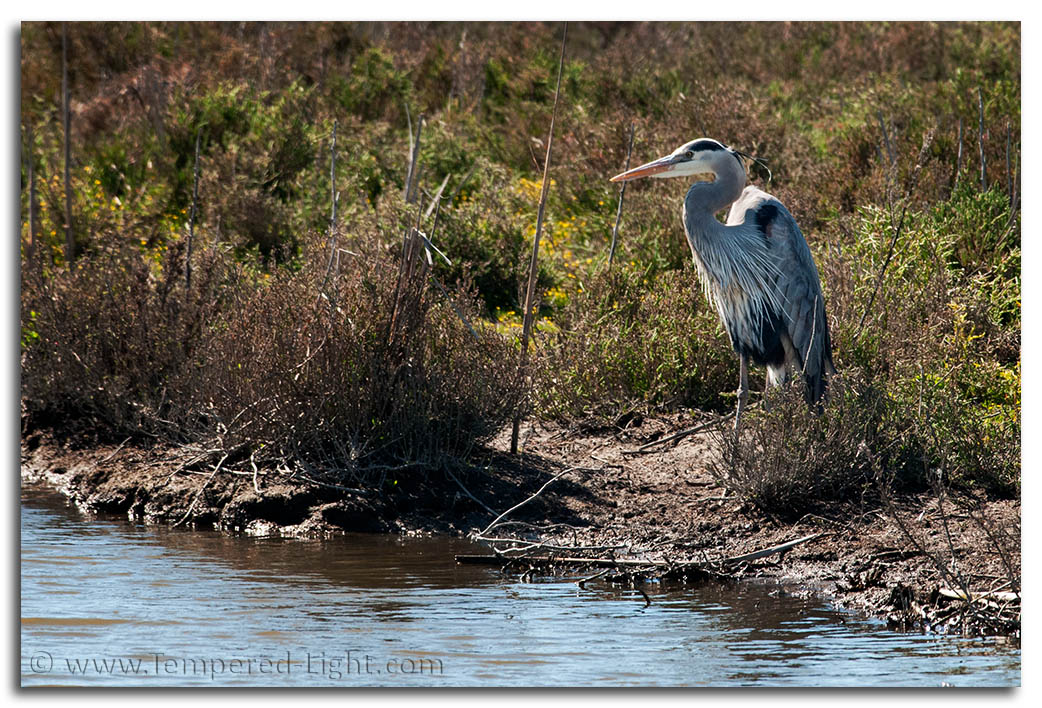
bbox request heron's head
[610,138,752,184]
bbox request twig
[475,540,628,556]
[932,471,961,581]
[171,453,228,528]
[425,173,451,220]
[953,117,963,191]
[608,122,636,270]
[319,120,340,301]
[576,567,612,589]
[960,497,1020,595]
[416,230,452,267]
[460,533,820,569]
[186,129,200,292]
[477,465,587,538]
[404,111,424,203]
[447,164,477,206]
[722,533,821,564]
[62,22,74,264]
[428,270,481,342]
[444,466,497,516]
[250,449,260,494]
[1005,120,1011,202]
[623,416,725,454]
[801,294,818,375]
[855,127,935,338]
[877,110,895,167]
[872,458,971,599]
[510,22,568,455]
[96,437,133,466]
[977,87,986,191]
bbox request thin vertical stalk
[186,129,200,292]
[320,120,340,302]
[329,119,339,232]
[26,122,39,270]
[977,87,986,191]
[855,128,935,339]
[608,123,636,270]
[510,23,568,455]
[877,110,895,167]
[404,112,424,203]
[1005,120,1012,204]
[62,23,74,265]
[953,117,963,191]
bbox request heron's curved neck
[684,187,740,252]
[683,165,745,224]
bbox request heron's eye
[685,150,695,159]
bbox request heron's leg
[763,371,771,411]
[734,354,750,430]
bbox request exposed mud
[20,415,1020,637]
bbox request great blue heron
[610,138,835,427]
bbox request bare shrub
[21,238,231,439]
[180,233,522,483]
[709,371,890,519]
[21,225,523,484]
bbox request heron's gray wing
[737,191,834,401]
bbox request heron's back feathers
[726,187,835,404]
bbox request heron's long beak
[609,154,684,182]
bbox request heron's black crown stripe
[689,139,726,152]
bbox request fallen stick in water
[457,532,822,570]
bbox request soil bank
[20,415,1020,635]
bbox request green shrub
[534,267,735,421]
[333,47,412,121]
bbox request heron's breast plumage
[685,207,788,368]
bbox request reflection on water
[21,486,1020,687]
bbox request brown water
[21,486,1020,687]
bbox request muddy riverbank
[20,415,1020,637]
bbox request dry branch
[186,129,201,292]
[510,22,568,455]
[404,111,424,203]
[172,453,228,528]
[62,23,74,264]
[607,122,636,270]
[319,120,340,302]
[476,465,587,539]
[623,416,726,454]
[977,87,986,191]
[458,532,822,571]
